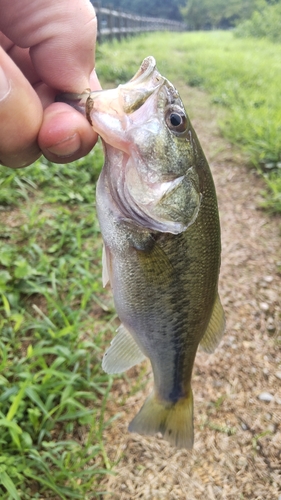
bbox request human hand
[0,0,100,168]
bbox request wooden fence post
[91,3,187,42]
[108,4,113,41]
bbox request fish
[58,56,225,448]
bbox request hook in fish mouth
[55,88,101,121]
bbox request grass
[96,31,281,213]
[0,149,120,498]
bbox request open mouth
[127,56,158,85]
[55,57,163,117]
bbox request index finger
[0,0,97,93]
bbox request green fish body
[66,57,225,448]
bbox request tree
[98,0,186,21]
[181,0,260,30]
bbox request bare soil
[98,86,281,499]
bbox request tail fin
[128,389,194,449]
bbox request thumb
[0,47,42,168]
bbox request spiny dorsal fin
[199,293,226,353]
[102,323,147,374]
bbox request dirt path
[99,86,281,500]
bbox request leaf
[0,418,22,449]
[1,294,10,316]
[27,344,33,358]
[0,246,14,266]
[6,384,27,421]
[10,313,24,332]
[0,471,20,500]
[0,271,11,285]
[14,259,34,279]
[25,387,49,416]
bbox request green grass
[0,148,121,498]
[96,31,281,213]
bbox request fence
[93,3,187,42]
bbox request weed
[0,143,118,498]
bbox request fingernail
[47,132,81,157]
[0,66,11,102]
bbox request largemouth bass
[59,57,225,448]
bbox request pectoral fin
[132,234,174,276]
[120,224,174,279]
[102,244,112,288]
[199,294,226,353]
[102,323,147,374]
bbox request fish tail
[128,388,194,449]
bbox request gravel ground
[99,86,281,499]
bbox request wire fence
[93,3,187,42]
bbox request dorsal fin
[199,294,226,353]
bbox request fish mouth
[125,56,161,87]
[56,56,165,121]
[130,56,157,83]
[117,56,165,114]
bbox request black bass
[59,57,225,448]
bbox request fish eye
[165,109,187,134]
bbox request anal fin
[102,323,147,374]
[199,293,226,353]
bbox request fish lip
[89,56,164,114]
[127,56,157,85]
[55,56,164,118]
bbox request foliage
[95,0,185,21]
[235,0,281,43]
[96,32,281,212]
[0,148,119,498]
[180,0,259,29]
